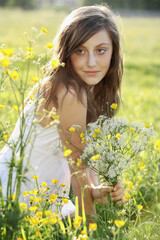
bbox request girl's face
[70,29,113,87]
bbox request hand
[91,179,125,205]
[91,185,113,204]
[111,179,125,204]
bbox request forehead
[81,29,112,47]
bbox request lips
[84,71,99,76]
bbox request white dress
[0,95,75,216]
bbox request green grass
[0,8,160,239]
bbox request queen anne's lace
[81,115,156,185]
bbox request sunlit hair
[43,4,123,123]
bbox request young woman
[0,5,124,220]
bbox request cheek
[101,54,112,69]
[70,55,84,71]
[70,55,79,70]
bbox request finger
[99,186,113,194]
[113,179,122,191]
[112,192,125,201]
[95,188,110,198]
[112,187,124,197]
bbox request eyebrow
[81,43,111,47]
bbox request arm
[57,87,96,219]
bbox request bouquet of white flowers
[81,115,156,186]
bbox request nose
[87,52,96,67]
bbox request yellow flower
[73,220,81,227]
[49,198,56,204]
[23,191,28,196]
[33,189,38,195]
[27,52,35,59]
[62,198,68,204]
[31,76,40,82]
[128,181,134,188]
[12,193,16,200]
[13,105,18,111]
[138,176,142,182]
[41,26,48,33]
[45,210,52,216]
[26,47,33,52]
[60,183,66,187]
[2,134,8,139]
[69,127,76,132]
[116,133,121,138]
[30,217,39,225]
[4,69,10,74]
[41,182,47,187]
[114,220,125,227]
[32,175,39,180]
[52,179,59,184]
[139,161,145,170]
[144,123,151,128]
[24,216,30,222]
[50,112,59,120]
[19,202,27,210]
[155,139,160,147]
[92,133,97,138]
[137,205,143,211]
[50,194,58,200]
[130,127,135,131]
[111,103,118,110]
[91,154,100,161]
[42,219,49,225]
[46,42,54,48]
[10,71,19,80]
[94,128,100,133]
[17,238,23,240]
[154,139,160,147]
[154,139,160,151]
[0,105,5,109]
[51,58,60,68]
[35,211,43,219]
[50,217,57,224]
[30,94,36,101]
[80,132,85,138]
[81,229,87,235]
[73,216,83,227]
[64,149,72,157]
[35,197,42,203]
[124,192,131,201]
[30,196,35,202]
[29,206,38,212]
[81,137,86,143]
[36,231,41,236]
[1,48,14,57]
[0,58,11,68]
[77,158,82,166]
[89,223,97,231]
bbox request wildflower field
[0,7,160,240]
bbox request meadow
[0,7,160,240]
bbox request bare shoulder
[57,84,87,130]
[57,84,87,108]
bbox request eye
[97,48,107,54]
[75,49,85,55]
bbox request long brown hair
[42,5,123,123]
